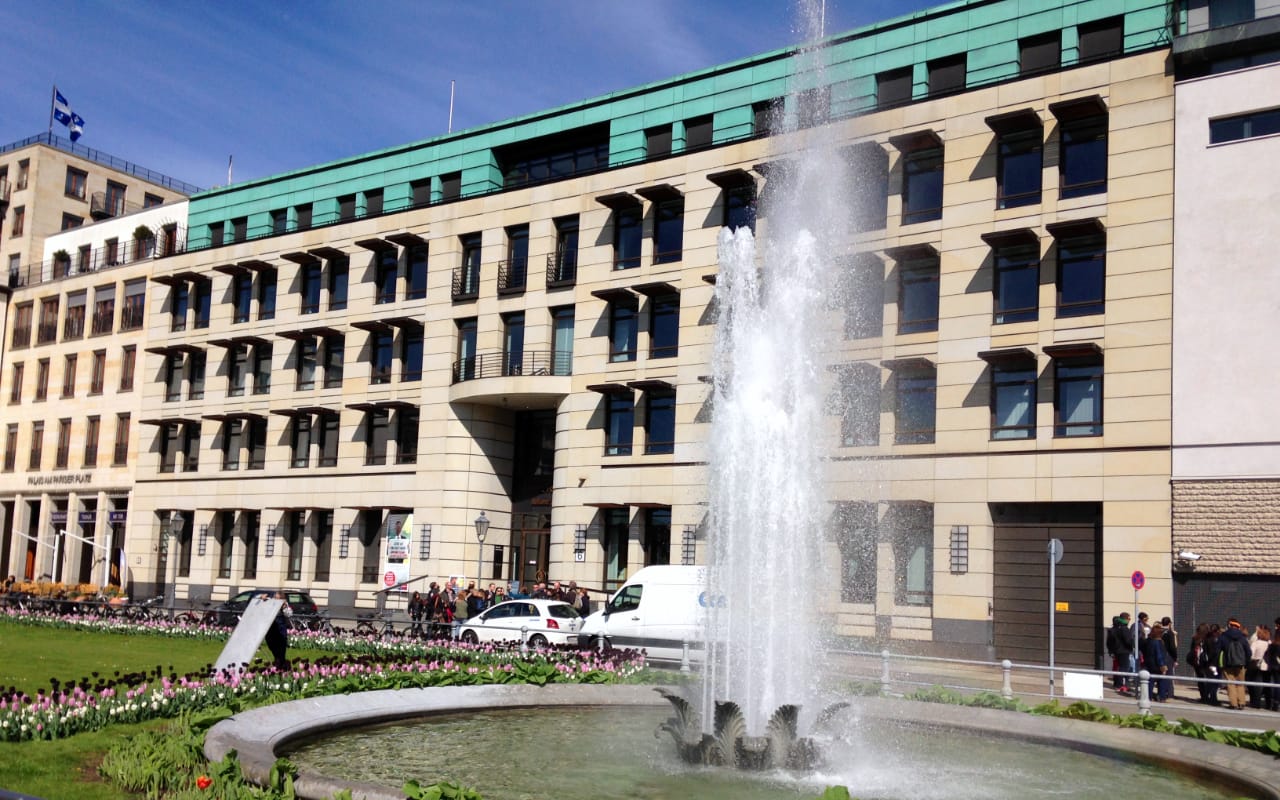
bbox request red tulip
[196,775,212,790]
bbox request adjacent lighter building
[0,0,1193,667]
[1170,1,1280,627]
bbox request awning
[213,264,248,276]
[355,238,396,253]
[202,411,266,422]
[586,383,633,395]
[706,168,754,190]
[351,319,392,333]
[590,287,638,305]
[980,228,1040,250]
[881,356,935,370]
[346,400,417,412]
[627,379,675,392]
[208,335,270,348]
[1043,342,1102,359]
[752,159,793,177]
[978,347,1037,364]
[308,246,346,261]
[985,108,1042,134]
[584,502,630,509]
[277,324,342,340]
[635,183,682,203]
[1049,94,1107,122]
[385,232,427,248]
[595,191,639,210]
[1046,218,1105,240]
[139,417,198,427]
[238,259,274,272]
[702,274,717,285]
[385,316,424,329]
[280,251,318,265]
[632,281,678,297]
[887,129,943,152]
[883,243,938,262]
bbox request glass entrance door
[512,513,550,589]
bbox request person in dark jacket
[1105,612,1135,692]
[1218,618,1251,710]
[1160,616,1178,677]
[263,591,290,670]
[1140,624,1172,701]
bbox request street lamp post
[164,510,181,620]
[474,511,490,584]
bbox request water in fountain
[702,0,877,737]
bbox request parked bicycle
[354,611,397,639]
[174,601,223,627]
[123,596,165,622]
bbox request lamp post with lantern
[474,511,490,585]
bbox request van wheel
[528,634,548,649]
[461,630,478,645]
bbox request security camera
[1177,551,1201,561]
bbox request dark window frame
[990,362,1038,440]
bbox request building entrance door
[512,512,550,589]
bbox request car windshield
[547,603,581,619]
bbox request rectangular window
[1078,16,1124,62]
[297,338,317,390]
[217,512,234,579]
[363,187,383,215]
[90,350,105,394]
[653,199,684,264]
[287,511,304,581]
[1060,114,1108,199]
[37,297,59,344]
[440,172,461,202]
[1209,108,1280,144]
[35,359,49,401]
[902,146,944,224]
[993,242,1040,324]
[456,318,477,381]
[398,325,423,383]
[300,262,322,313]
[61,354,77,398]
[104,238,120,267]
[396,407,419,465]
[65,167,87,199]
[613,205,642,270]
[318,411,339,467]
[170,283,189,331]
[164,353,183,401]
[552,306,575,376]
[253,343,272,394]
[3,424,16,472]
[11,303,32,349]
[649,294,679,358]
[188,350,206,400]
[927,54,966,96]
[724,182,757,232]
[375,249,398,304]
[230,217,247,243]
[898,254,940,334]
[242,512,260,579]
[834,503,877,603]
[29,421,44,470]
[644,390,675,455]
[360,510,381,583]
[144,193,163,209]
[246,417,267,470]
[8,363,22,404]
[500,225,529,293]
[295,203,312,231]
[550,216,579,285]
[876,67,913,110]
[160,422,180,474]
[77,245,91,273]
[55,419,71,469]
[223,419,243,470]
[83,416,99,468]
[314,511,333,581]
[209,222,225,248]
[257,268,276,320]
[610,301,638,363]
[503,312,524,376]
[104,181,127,217]
[407,244,428,300]
[644,508,672,566]
[182,422,200,472]
[323,334,345,388]
[12,206,25,236]
[228,343,247,396]
[328,257,349,310]
[193,279,212,328]
[120,279,145,330]
[991,363,1037,440]
[796,86,831,129]
[411,179,431,207]
[1054,357,1103,437]
[456,233,481,298]
[891,504,933,606]
[1019,31,1061,75]
[606,392,635,456]
[370,331,393,384]
[996,127,1043,209]
[752,98,783,135]
[646,125,672,158]
[61,213,82,231]
[840,362,881,447]
[604,509,629,585]
[232,272,252,323]
[291,415,312,468]
[895,368,936,444]
[366,409,390,466]
[1210,0,1255,28]
[684,115,713,149]
[1056,231,1105,317]
[112,413,130,466]
[270,209,287,235]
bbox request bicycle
[354,611,397,640]
[174,601,222,627]
[295,608,335,635]
[123,596,165,622]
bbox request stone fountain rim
[205,686,1280,800]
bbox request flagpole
[448,80,455,134]
[49,85,57,136]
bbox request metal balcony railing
[452,265,480,300]
[546,253,577,287]
[497,258,527,294]
[90,191,131,220]
[0,179,9,204]
[6,225,187,289]
[451,349,571,383]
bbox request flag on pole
[52,88,85,142]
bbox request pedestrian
[1187,624,1212,704]
[1105,612,1135,693]
[1218,618,1251,710]
[1267,621,1280,712]
[1160,617,1178,676]
[1140,624,1172,701]
[408,591,426,638]
[452,589,470,640]
[263,591,291,670]
[1247,625,1271,709]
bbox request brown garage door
[993,521,1099,667]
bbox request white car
[459,599,582,648]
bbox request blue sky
[1,1,937,190]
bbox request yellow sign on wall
[1055,601,1070,612]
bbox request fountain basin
[206,686,1280,800]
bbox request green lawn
[0,623,328,798]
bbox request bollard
[881,650,892,694]
[1001,659,1013,700]
[1137,670,1151,715]
[520,625,529,656]
[680,640,691,673]
[597,633,607,654]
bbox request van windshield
[609,584,642,613]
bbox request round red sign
[384,571,396,586]
[1131,570,1145,590]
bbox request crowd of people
[404,579,593,639]
[1106,611,1280,710]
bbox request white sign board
[1062,671,1104,701]
[213,597,283,678]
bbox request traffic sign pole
[1131,570,1145,705]
[1048,538,1063,698]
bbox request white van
[579,565,709,662]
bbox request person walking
[263,591,291,670]
[452,588,470,640]
[1218,618,1251,710]
[1247,625,1271,709]
[1106,612,1135,693]
[1160,617,1179,678]
[1266,622,1280,712]
[1140,624,1172,701]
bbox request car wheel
[461,630,479,645]
[528,633,548,649]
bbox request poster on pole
[381,512,412,591]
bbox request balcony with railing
[6,225,187,289]
[449,349,572,408]
[497,258,527,295]
[0,179,9,205]
[90,191,131,220]
[546,253,577,288]
[452,264,481,301]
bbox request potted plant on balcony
[133,224,155,259]
[52,249,70,278]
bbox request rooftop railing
[0,132,201,194]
